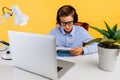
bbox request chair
[74,22,89,31]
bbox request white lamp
[0,5,29,60]
[0,5,29,26]
[11,5,29,26]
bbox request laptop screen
[8,30,58,80]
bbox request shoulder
[49,26,61,35]
[51,26,61,32]
[73,25,87,32]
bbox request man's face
[60,15,74,33]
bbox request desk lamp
[0,5,29,60]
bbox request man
[49,5,97,56]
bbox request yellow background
[0,0,120,42]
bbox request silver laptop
[8,30,75,80]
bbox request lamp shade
[0,14,10,24]
[11,5,29,26]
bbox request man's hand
[69,47,83,56]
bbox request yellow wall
[0,0,120,42]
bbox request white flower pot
[98,46,119,71]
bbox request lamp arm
[0,40,9,46]
[2,7,13,16]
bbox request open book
[56,47,73,57]
[56,47,71,51]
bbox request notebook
[8,30,75,80]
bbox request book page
[56,47,71,51]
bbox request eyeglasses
[61,21,74,27]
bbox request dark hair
[56,5,78,24]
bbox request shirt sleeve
[49,29,54,35]
[80,28,98,55]
[83,43,98,55]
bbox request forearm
[83,43,98,55]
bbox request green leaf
[112,24,117,33]
[114,40,120,48]
[90,26,110,37]
[87,38,102,45]
[102,29,108,33]
[116,40,120,43]
[101,36,115,43]
[107,39,116,43]
[115,30,120,36]
[114,30,120,39]
[104,21,113,34]
[115,35,120,40]
[100,36,108,42]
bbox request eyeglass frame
[60,21,74,27]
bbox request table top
[0,52,120,80]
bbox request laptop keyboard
[57,66,63,72]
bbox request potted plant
[87,21,120,71]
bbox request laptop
[8,30,75,80]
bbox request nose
[65,24,70,28]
